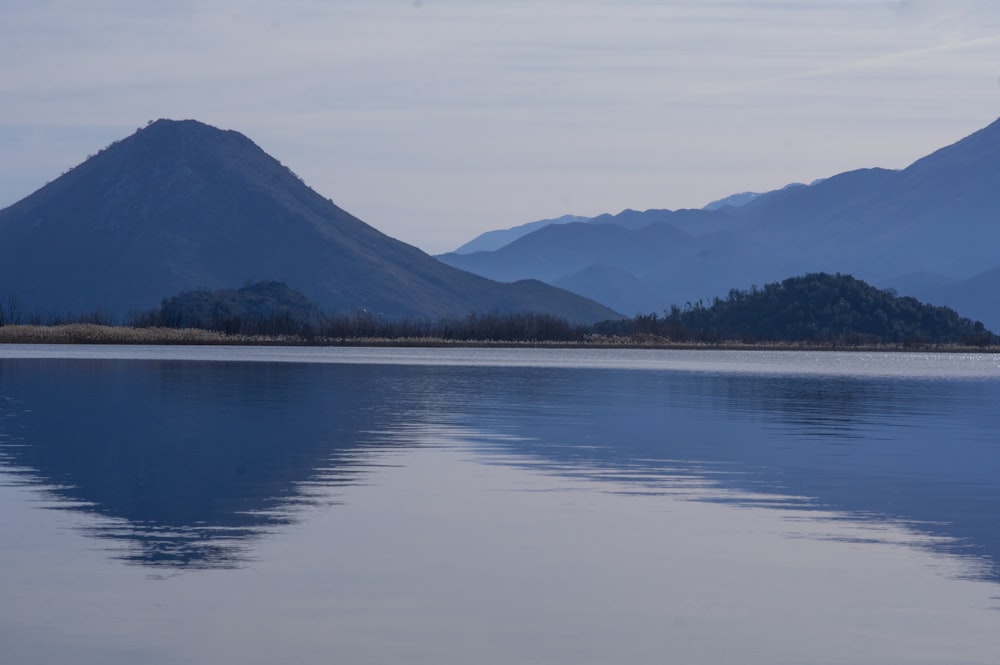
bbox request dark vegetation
[605,273,996,346]
[3,273,994,347]
[141,281,326,336]
[125,281,586,342]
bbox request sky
[2,0,1000,254]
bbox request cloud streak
[731,32,1000,92]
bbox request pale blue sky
[2,0,999,253]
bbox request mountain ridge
[437,117,1000,328]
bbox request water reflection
[0,359,426,568]
[1,354,998,582]
[444,367,1000,581]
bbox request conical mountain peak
[0,120,618,322]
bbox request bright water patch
[3,344,999,378]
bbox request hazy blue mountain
[585,208,674,230]
[453,214,591,254]
[553,265,663,320]
[437,118,1000,327]
[441,220,696,284]
[878,271,957,296]
[914,267,1000,331]
[452,208,684,255]
[0,120,617,323]
[702,191,763,210]
[452,205,737,257]
[700,181,819,211]
[453,183,815,259]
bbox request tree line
[2,274,997,346]
[125,281,587,342]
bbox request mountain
[453,207,711,257]
[701,191,763,210]
[553,265,663,319]
[700,181,819,211]
[0,119,618,323]
[451,182,818,257]
[453,214,591,254]
[437,118,1000,328]
[915,267,1000,330]
[442,220,698,283]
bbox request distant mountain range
[439,119,1000,329]
[453,214,592,254]
[451,182,822,254]
[0,120,618,323]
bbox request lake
[1,345,998,664]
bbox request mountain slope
[438,118,1000,327]
[916,267,1000,330]
[0,120,618,323]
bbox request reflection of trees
[0,360,421,569]
[716,373,940,438]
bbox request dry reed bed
[0,324,996,353]
[0,324,267,345]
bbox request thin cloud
[732,33,1000,92]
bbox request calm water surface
[1,346,998,664]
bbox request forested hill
[638,273,996,345]
[153,281,326,333]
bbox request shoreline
[0,323,996,353]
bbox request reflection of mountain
[0,359,425,569]
[429,366,1000,582]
